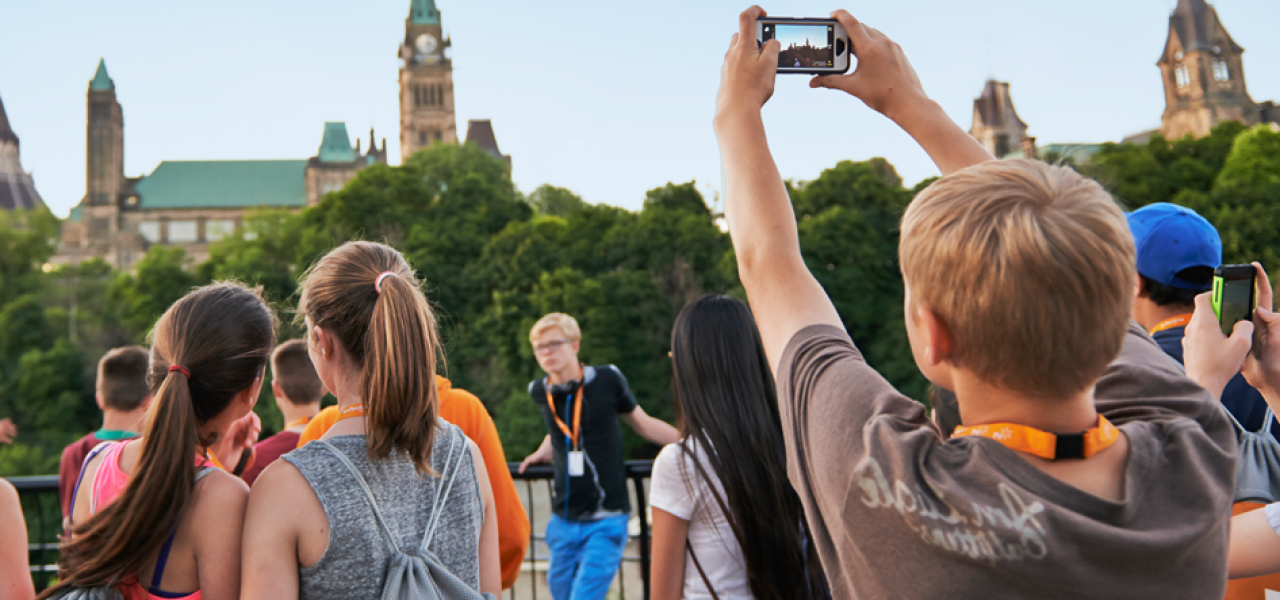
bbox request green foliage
[108,246,202,339]
[1216,125,1280,192]
[1083,121,1248,209]
[527,184,587,217]
[9,133,1276,479]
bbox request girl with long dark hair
[44,282,276,600]
[650,295,828,600]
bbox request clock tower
[399,0,456,162]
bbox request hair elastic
[168,365,191,378]
[375,271,396,294]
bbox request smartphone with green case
[1212,264,1257,336]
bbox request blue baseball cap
[1126,202,1221,290]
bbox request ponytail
[41,283,275,597]
[299,241,444,473]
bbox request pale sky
[2,0,1278,218]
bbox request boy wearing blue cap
[1128,202,1274,439]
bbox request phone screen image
[1220,278,1254,335]
[769,23,835,69]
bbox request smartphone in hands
[756,18,852,74]
[1213,264,1258,336]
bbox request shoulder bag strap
[419,430,463,553]
[314,440,402,554]
[686,539,722,600]
[1259,407,1277,435]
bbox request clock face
[416,33,438,56]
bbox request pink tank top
[82,441,213,600]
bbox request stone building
[54,0,510,269]
[969,80,1033,159]
[1157,0,1278,140]
[55,60,385,268]
[0,93,45,211]
[400,0,456,160]
[465,119,511,169]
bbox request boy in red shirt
[58,346,150,518]
[241,339,324,486]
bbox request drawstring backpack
[317,433,496,600]
[1226,406,1280,503]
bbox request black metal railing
[5,461,654,600]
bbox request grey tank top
[284,420,483,598]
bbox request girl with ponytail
[241,241,500,599]
[44,282,276,600]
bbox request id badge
[568,450,585,477]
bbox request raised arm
[715,6,844,370]
[810,11,994,175]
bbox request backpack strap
[1259,407,1277,435]
[419,430,463,554]
[314,440,402,554]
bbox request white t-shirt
[650,439,753,600]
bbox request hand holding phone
[1239,263,1280,399]
[716,6,781,120]
[808,10,929,122]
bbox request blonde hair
[899,160,1135,399]
[530,313,581,344]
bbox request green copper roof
[410,0,440,25]
[90,59,113,90]
[68,205,82,222]
[317,122,356,163]
[134,160,307,209]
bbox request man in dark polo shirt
[1128,202,1274,439]
[58,346,151,518]
[519,312,678,600]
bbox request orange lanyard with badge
[546,368,586,477]
[953,415,1120,460]
[1150,313,1193,335]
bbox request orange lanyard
[334,404,365,425]
[953,415,1121,460]
[1150,313,1193,335]
[285,416,312,430]
[545,368,585,449]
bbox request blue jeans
[545,513,629,600]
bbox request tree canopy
[3,125,1279,475]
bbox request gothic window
[994,134,1010,158]
[428,85,436,106]
[437,85,444,105]
[1175,65,1190,88]
[419,130,428,145]
[434,129,443,142]
[1213,59,1230,82]
[413,85,421,107]
[91,104,109,119]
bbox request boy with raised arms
[716,6,1235,598]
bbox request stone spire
[0,92,45,211]
[0,94,16,145]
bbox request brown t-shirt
[778,321,1236,599]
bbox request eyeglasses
[534,339,571,353]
